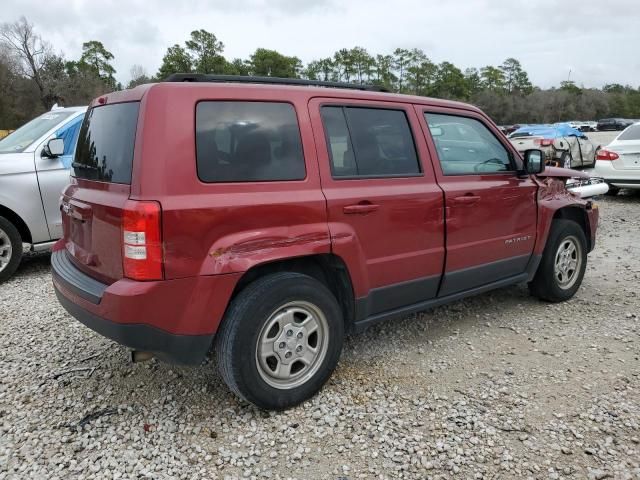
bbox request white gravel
[1,193,639,479]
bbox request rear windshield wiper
[72,162,98,171]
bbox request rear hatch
[62,101,140,284]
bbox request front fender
[533,176,593,255]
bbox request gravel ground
[1,193,639,480]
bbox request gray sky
[4,0,639,88]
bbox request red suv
[52,75,598,409]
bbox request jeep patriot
[52,75,599,409]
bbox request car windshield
[618,124,640,141]
[0,111,74,154]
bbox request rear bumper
[589,162,640,188]
[52,249,241,365]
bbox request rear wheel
[529,219,587,302]
[559,152,572,169]
[215,272,344,410]
[0,216,23,283]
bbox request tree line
[1,17,639,130]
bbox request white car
[589,122,640,195]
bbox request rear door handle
[343,203,380,215]
[452,195,481,205]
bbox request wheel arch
[230,254,357,333]
[0,204,32,244]
[552,206,592,251]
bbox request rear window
[618,124,640,141]
[196,101,306,182]
[73,102,140,184]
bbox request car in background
[0,105,87,282]
[566,121,597,132]
[597,118,634,131]
[589,121,640,195]
[508,124,597,169]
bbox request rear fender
[201,223,332,275]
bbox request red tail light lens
[596,149,619,161]
[534,138,554,147]
[122,200,163,281]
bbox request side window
[321,106,420,178]
[425,113,512,175]
[55,115,83,169]
[196,102,306,182]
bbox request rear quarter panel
[135,84,330,279]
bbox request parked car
[52,75,598,410]
[508,124,597,169]
[0,106,87,282]
[566,121,597,132]
[588,121,640,195]
[597,118,634,131]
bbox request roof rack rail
[162,73,390,93]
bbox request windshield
[0,111,74,154]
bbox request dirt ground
[0,192,639,479]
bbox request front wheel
[0,216,23,283]
[529,219,587,302]
[215,272,344,410]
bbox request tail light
[596,149,619,161]
[534,138,554,147]
[122,200,163,280]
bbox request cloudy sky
[4,0,639,88]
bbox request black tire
[559,151,572,169]
[0,216,23,284]
[529,219,588,302]
[605,184,620,196]
[215,272,344,410]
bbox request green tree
[560,80,582,95]
[247,48,301,78]
[373,54,395,90]
[225,58,250,76]
[406,49,436,96]
[349,47,374,84]
[157,44,193,78]
[333,48,355,82]
[464,67,482,96]
[480,65,505,92]
[392,48,412,92]
[500,58,532,94]
[79,40,116,88]
[431,62,469,100]
[185,29,226,74]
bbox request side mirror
[42,138,64,158]
[523,149,545,174]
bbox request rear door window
[73,102,140,184]
[196,102,306,182]
[321,106,420,177]
[425,113,512,175]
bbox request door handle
[343,203,380,215]
[452,195,481,205]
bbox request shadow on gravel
[14,251,52,279]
